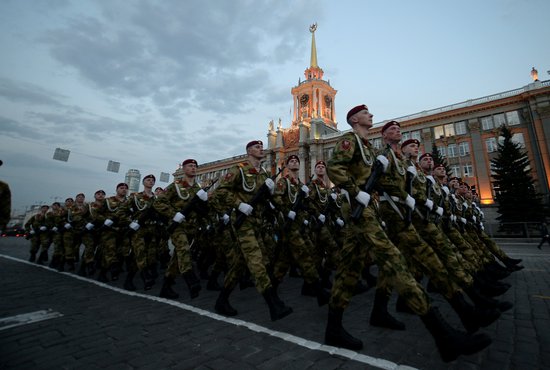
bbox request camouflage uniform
[0,180,11,231]
[63,202,89,269]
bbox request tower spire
[309,23,318,68]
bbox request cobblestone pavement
[1,237,549,370]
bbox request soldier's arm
[327,136,360,198]
[153,185,178,219]
[212,166,239,211]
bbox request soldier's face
[449,180,459,189]
[402,143,419,158]
[65,199,74,207]
[420,156,433,171]
[354,109,373,128]
[76,194,85,203]
[248,144,265,160]
[287,158,300,170]
[434,167,446,178]
[315,164,326,176]
[95,192,105,201]
[143,178,156,187]
[116,186,128,196]
[40,206,49,214]
[183,163,197,177]
[383,125,402,143]
[155,188,164,196]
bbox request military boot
[395,295,415,314]
[28,252,36,263]
[97,267,109,283]
[124,269,137,291]
[215,288,238,317]
[324,307,363,350]
[183,270,201,298]
[262,287,293,321]
[369,289,405,330]
[141,269,154,290]
[206,270,222,291]
[465,285,513,313]
[159,275,179,299]
[37,250,48,265]
[420,307,492,362]
[447,292,500,333]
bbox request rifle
[351,159,385,221]
[165,178,219,234]
[404,166,415,226]
[425,179,433,221]
[233,167,284,230]
[433,189,445,225]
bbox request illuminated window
[455,121,467,135]
[433,126,444,139]
[444,124,455,137]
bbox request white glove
[472,215,477,223]
[462,202,469,210]
[480,224,485,231]
[406,166,417,177]
[330,193,338,201]
[301,184,310,195]
[303,220,309,226]
[264,178,275,194]
[39,226,47,231]
[268,202,276,210]
[173,212,185,223]
[480,211,484,217]
[222,214,230,225]
[64,223,72,229]
[287,210,296,220]
[196,189,208,201]
[355,191,371,207]
[425,175,435,184]
[451,215,457,222]
[472,202,477,208]
[336,218,345,227]
[425,199,434,210]
[405,195,416,210]
[30,230,36,235]
[435,207,444,216]
[381,221,387,228]
[460,217,467,224]
[376,155,389,173]
[104,219,114,227]
[129,221,140,231]
[85,222,94,230]
[318,214,326,224]
[441,186,450,195]
[52,227,58,232]
[238,202,253,216]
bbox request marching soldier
[212,140,293,321]
[64,193,89,273]
[25,205,51,263]
[48,202,66,270]
[82,190,107,279]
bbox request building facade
[125,169,141,193]
[195,27,550,212]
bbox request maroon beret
[448,176,461,183]
[116,182,128,189]
[286,154,300,164]
[142,174,156,183]
[433,163,446,170]
[315,160,326,168]
[346,104,368,121]
[401,139,420,149]
[381,120,400,133]
[459,181,470,188]
[419,153,433,161]
[182,159,198,167]
[246,140,263,149]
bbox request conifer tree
[431,141,451,176]
[491,125,543,223]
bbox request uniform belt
[380,192,404,220]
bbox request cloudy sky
[1,0,549,214]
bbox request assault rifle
[425,178,433,221]
[166,178,219,234]
[233,167,284,230]
[404,166,416,226]
[351,159,385,222]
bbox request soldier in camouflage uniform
[25,205,51,263]
[271,155,329,306]
[212,140,293,322]
[325,105,490,362]
[117,175,160,290]
[154,160,204,299]
[64,193,89,273]
[81,190,106,278]
[48,202,66,270]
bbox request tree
[431,141,451,176]
[491,125,544,224]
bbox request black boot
[369,289,405,330]
[324,307,363,350]
[395,295,415,314]
[319,267,333,290]
[183,270,201,298]
[56,257,65,272]
[239,269,255,290]
[37,250,48,265]
[86,261,96,276]
[110,262,121,281]
[263,287,293,321]
[504,256,522,265]
[447,292,500,333]
[215,288,238,316]
[207,270,222,291]
[141,270,154,290]
[362,267,377,289]
[149,262,159,281]
[97,267,109,283]
[353,280,370,295]
[28,252,37,263]
[124,269,137,291]
[48,255,59,269]
[159,276,180,299]
[474,276,509,297]
[302,280,330,306]
[465,285,513,313]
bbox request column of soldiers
[22,105,524,362]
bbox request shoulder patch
[341,140,352,151]
[224,172,234,181]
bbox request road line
[0,254,418,370]
[0,309,63,331]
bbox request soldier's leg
[169,228,200,298]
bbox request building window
[411,130,422,141]
[485,137,498,153]
[444,124,455,137]
[372,138,382,150]
[494,113,506,128]
[450,165,460,178]
[506,111,520,126]
[481,116,494,130]
[437,146,446,157]
[433,126,444,139]
[447,144,457,158]
[463,164,474,177]
[512,133,525,148]
[458,142,470,157]
[455,121,467,135]
[401,132,411,141]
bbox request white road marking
[0,254,417,370]
[0,309,63,331]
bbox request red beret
[459,181,470,188]
[448,176,460,183]
[419,153,433,161]
[182,159,198,167]
[143,174,156,183]
[246,140,263,149]
[315,160,326,168]
[433,163,446,170]
[346,104,368,121]
[116,182,128,189]
[401,139,420,149]
[381,120,400,133]
[286,154,300,164]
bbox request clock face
[300,94,309,106]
